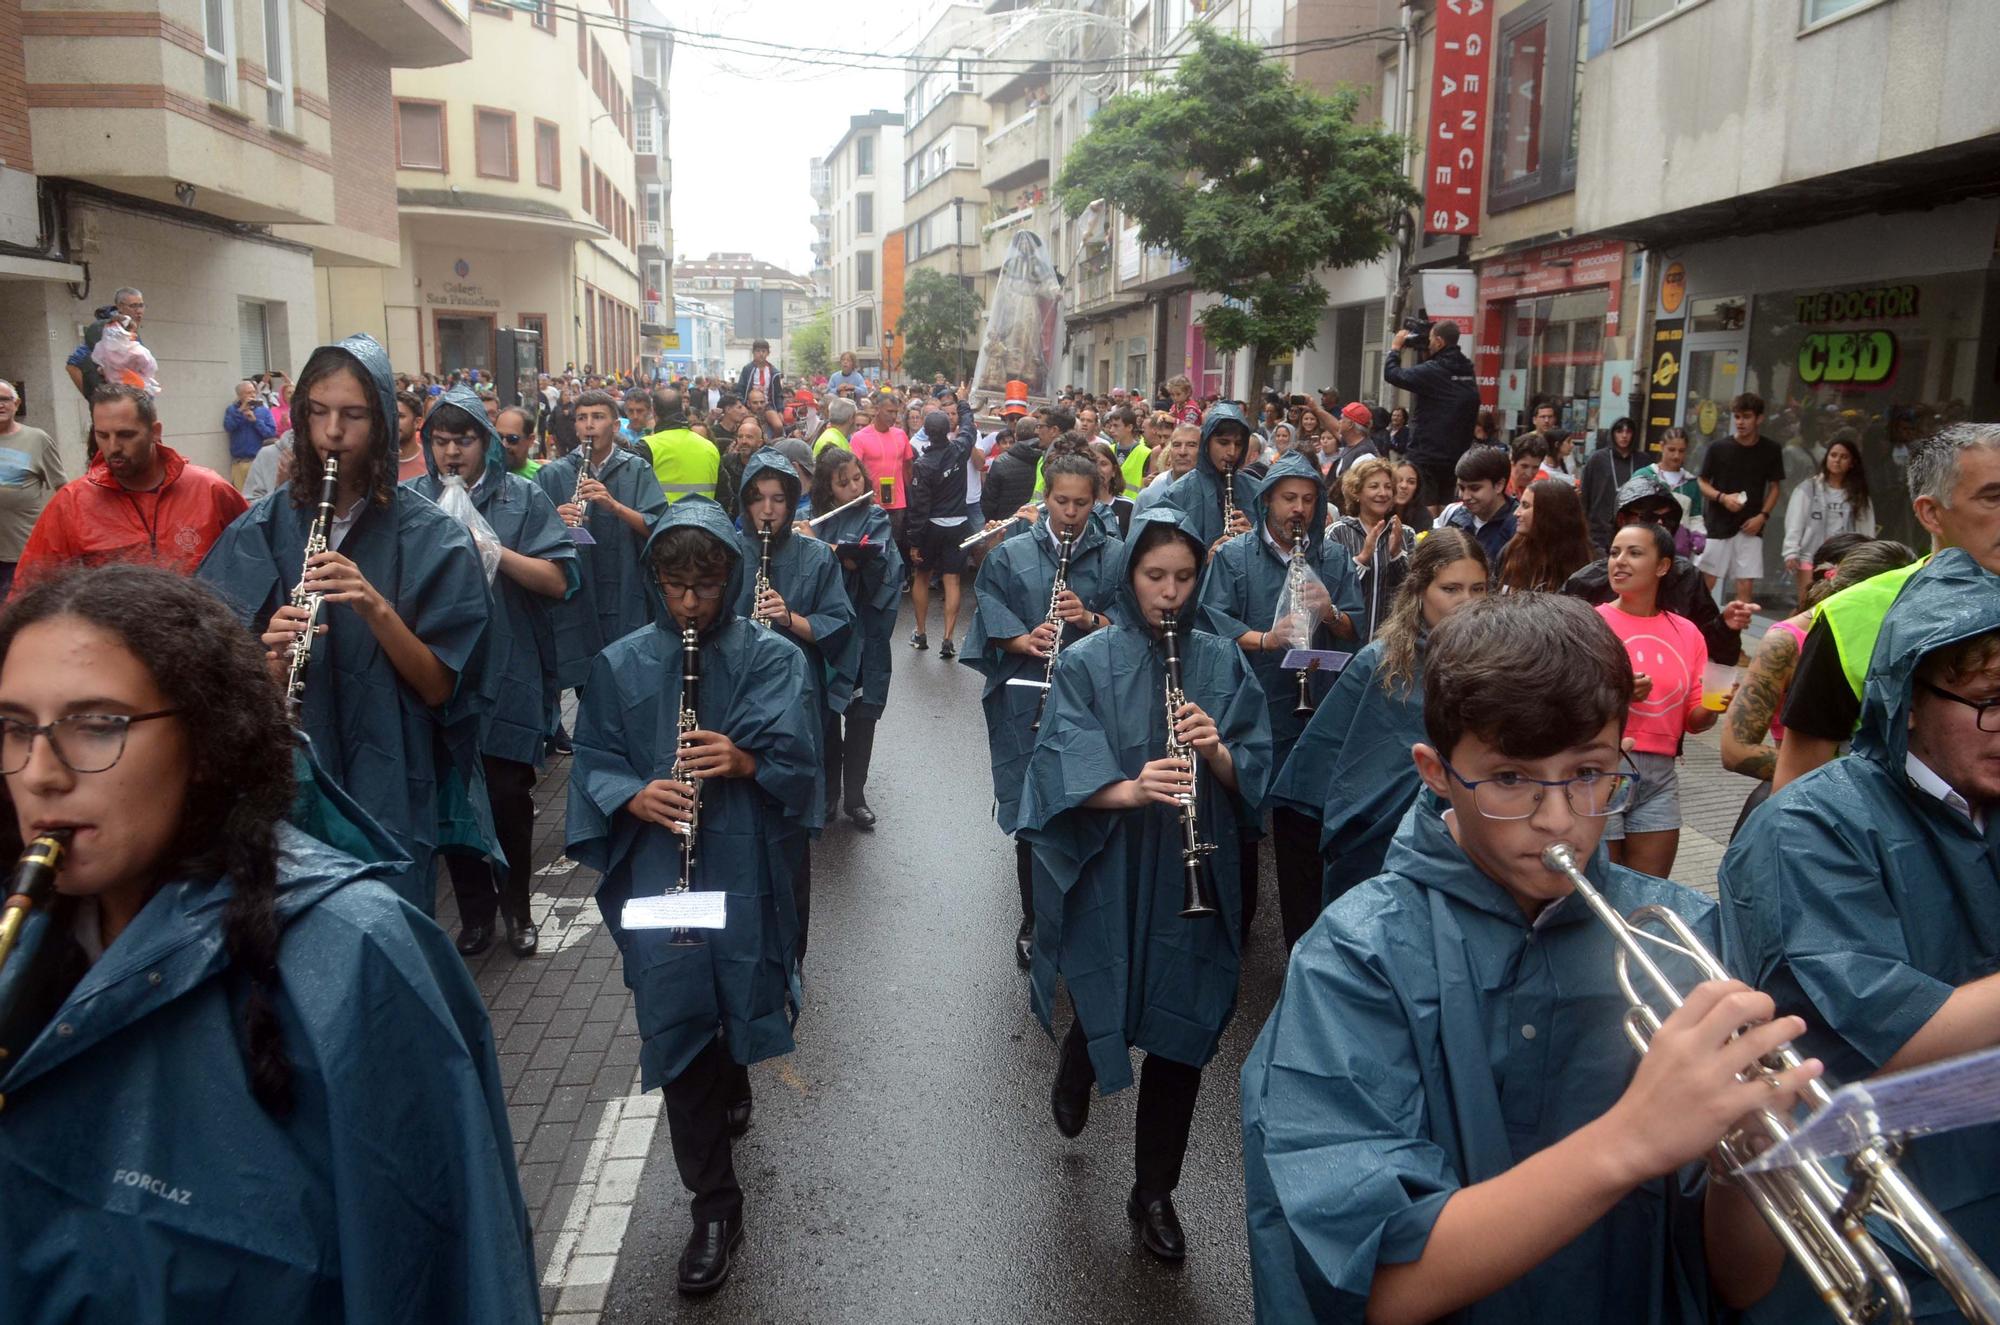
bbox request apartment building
[0,0,470,471]
[901,2,989,303]
[818,110,904,376]
[673,252,818,382]
[321,0,643,378]
[631,6,671,379]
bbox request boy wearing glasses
[568,496,817,1298]
[1721,548,2000,1323]
[1242,592,1804,1323]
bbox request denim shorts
[1604,750,1680,839]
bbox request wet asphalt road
[604,596,1286,1323]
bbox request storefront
[1643,196,2000,595]
[1473,236,1637,438]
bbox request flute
[960,503,1047,549]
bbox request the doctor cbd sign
[1424,0,1496,236]
[1794,284,1918,387]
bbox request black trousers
[444,755,536,929]
[794,841,812,967]
[1057,1019,1203,1198]
[1271,806,1325,951]
[1015,838,1034,924]
[822,708,880,812]
[663,1036,744,1222]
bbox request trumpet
[285,455,340,715]
[665,625,705,948]
[0,830,73,1070]
[1162,611,1217,919]
[1029,529,1075,733]
[1541,843,2000,1325]
[1285,515,1316,717]
[753,521,775,630]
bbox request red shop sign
[1424,0,1496,236]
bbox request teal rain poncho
[534,435,669,689]
[1720,546,2000,1324]
[1241,805,1717,1324]
[0,743,538,1324]
[807,490,903,717]
[406,385,578,767]
[1018,508,1272,1092]
[198,333,495,914]
[1265,636,1430,907]
[1196,449,1362,764]
[960,515,1123,835]
[566,497,820,1088]
[1154,401,1262,547]
[731,447,858,830]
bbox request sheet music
[1738,1044,2000,1172]
[622,891,728,931]
[1281,648,1352,674]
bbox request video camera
[1400,309,1434,343]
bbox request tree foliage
[791,305,833,379]
[1054,27,1419,359]
[896,268,984,383]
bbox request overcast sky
[663,0,923,276]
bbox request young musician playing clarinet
[1722,547,2000,1324]
[405,385,576,957]
[1018,507,1271,1263]
[566,498,818,1298]
[200,334,494,915]
[1241,592,1805,1323]
[1196,449,1360,948]
[1153,401,1258,549]
[0,565,537,1322]
[961,453,1123,971]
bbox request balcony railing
[641,221,663,248]
[980,107,1050,193]
[643,300,665,325]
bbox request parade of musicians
[0,0,1998,1320]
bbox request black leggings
[1057,1018,1203,1198]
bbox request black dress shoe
[1015,916,1033,970]
[456,923,494,957]
[676,1216,744,1295]
[506,919,538,958]
[1050,1079,1089,1138]
[845,800,877,831]
[1127,1188,1187,1262]
[726,1097,752,1138]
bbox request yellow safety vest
[1814,554,1930,705]
[642,427,719,503]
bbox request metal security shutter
[238,301,270,377]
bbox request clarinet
[0,830,73,1066]
[753,521,775,631]
[284,456,340,715]
[572,450,597,521]
[1286,515,1317,716]
[1029,529,1076,733]
[1219,463,1238,537]
[666,625,704,948]
[1162,610,1218,918]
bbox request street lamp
[883,329,897,381]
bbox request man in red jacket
[15,385,248,589]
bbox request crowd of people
[0,313,1995,1325]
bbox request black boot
[676,1215,744,1294]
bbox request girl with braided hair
[0,564,537,1323]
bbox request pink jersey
[1596,603,1708,756]
[850,424,912,510]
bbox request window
[577,17,587,73]
[1623,0,1691,32]
[475,108,517,180]
[635,103,656,155]
[528,0,552,31]
[535,120,560,189]
[201,0,233,103]
[1488,0,1584,213]
[1803,0,1873,20]
[857,307,875,348]
[856,134,874,175]
[396,100,445,170]
[238,301,271,376]
[262,0,292,129]
[856,251,873,293]
[579,152,591,214]
[856,192,873,236]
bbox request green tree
[792,305,833,379]
[1054,27,1418,376]
[896,268,984,383]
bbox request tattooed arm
[1720,626,1800,781]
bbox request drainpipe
[1388,1,1420,351]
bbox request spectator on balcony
[828,351,867,396]
[735,338,782,403]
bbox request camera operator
[1383,317,1480,519]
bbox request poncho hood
[419,383,508,503]
[1251,449,1330,554]
[738,445,801,540]
[1854,547,2000,769]
[641,495,746,637]
[1115,506,1208,633]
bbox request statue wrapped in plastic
[971,230,1062,407]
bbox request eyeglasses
[658,580,725,601]
[1,709,181,775]
[1918,678,2000,733]
[499,433,527,444]
[1438,754,1636,821]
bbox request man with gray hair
[1775,421,2000,789]
[815,395,856,460]
[65,287,146,398]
